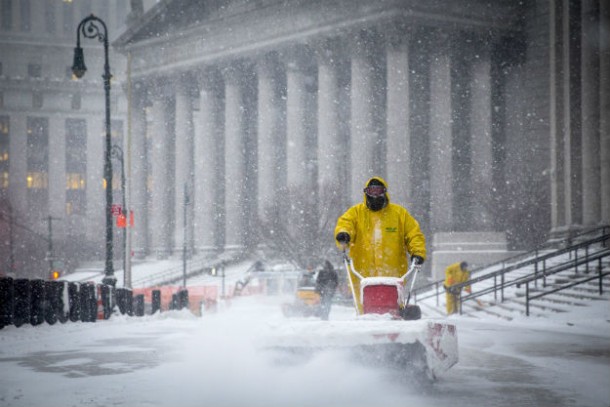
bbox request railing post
[574,248,579,274]
[525,281,530,317]
[501,273,505,302]
[493,275,497,302]
[599,258,603,295]
[585,246,589,273]
[534,261,538,289]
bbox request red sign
[111,204,122,216]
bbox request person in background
[334,176,426,316]
[444,261,471,315]
[315,260,338,320]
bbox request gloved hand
[336,232,350,248]
[411,255,424,265]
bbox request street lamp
[111,145,127,286]
[72,14,116,286]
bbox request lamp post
[72,14,116,286]
[111,145,127,286]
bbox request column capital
[196,66,222,92]
[221,59,255,86]
[384,20,414,50]
[255,51,284,79]
[312,37,348,67]
[281,45,316,74]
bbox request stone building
[2,0,608,280]
[0,1,154,278]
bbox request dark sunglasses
[363,185,386,197]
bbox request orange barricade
[132,285,219,316]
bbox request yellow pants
[446,292,459,315]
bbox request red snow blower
[264,251,459,380]
[342,250,422,320]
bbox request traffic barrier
[178,289,189,310]
[30,279,45,326]
[151,290,161,314]
[116,288,133,315]
[133,294,145,316]
[44,281,58,325]
[56,281,69,323]
[99,284,113,319]
[13,279,30,327]
[0,277,14,329]
[80,283,96,322]
[68,282,81,322]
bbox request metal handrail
[456,247,610,315]
[414,225,610,297]
[413,230,609,311]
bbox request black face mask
[366,195,387,211]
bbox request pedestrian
[444,261,471,315]
[334,176,426,316]
[315,260,338,320]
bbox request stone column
[386,26,412,206]
[469,41,493,230]
[601,0,610,224]
[130,84,148,258]
[550,0,585,235]
[149,81,174,258]
[285,46,318,244]
[174,75,195,255]
[429,32,453,232]
[48,115,66,239]
[222,62,249,251]
[350,29,384,201]
[581,0,601,226]
[8,113,27,214]
[194,68,224,255]
[256,52,285,222]
[316,38,345,210]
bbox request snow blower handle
[342,250,364,315]
[402,258,421,308]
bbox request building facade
[0,1,155,278]
[2,0,609,280]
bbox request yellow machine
[282,270,322,317]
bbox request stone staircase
[417,251,610,322]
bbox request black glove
[336,232,350,244]
[412,255,424,265]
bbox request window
[28,63,41,78]
[45,2,55,33]
[71,92,81,110]
[19,0,30,32]
[0,116,9,191]
[62,1,72,35]
[1,0,12,31]
[65,119,86,215]
[26,117,49,217]
[32,91,43,109]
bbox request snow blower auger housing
[268,252,459,380]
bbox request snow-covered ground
[1,288,609,407]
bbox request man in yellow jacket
[444,261,471,315]
[334,176,426,314]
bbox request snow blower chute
[265,252,458,380]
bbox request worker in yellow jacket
[334,176,426,314]
[444,261,471,315]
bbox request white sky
[1,282,609,407]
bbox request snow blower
[264,251,458,380]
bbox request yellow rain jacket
[334,177,426,312]
[444,262,471,314]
